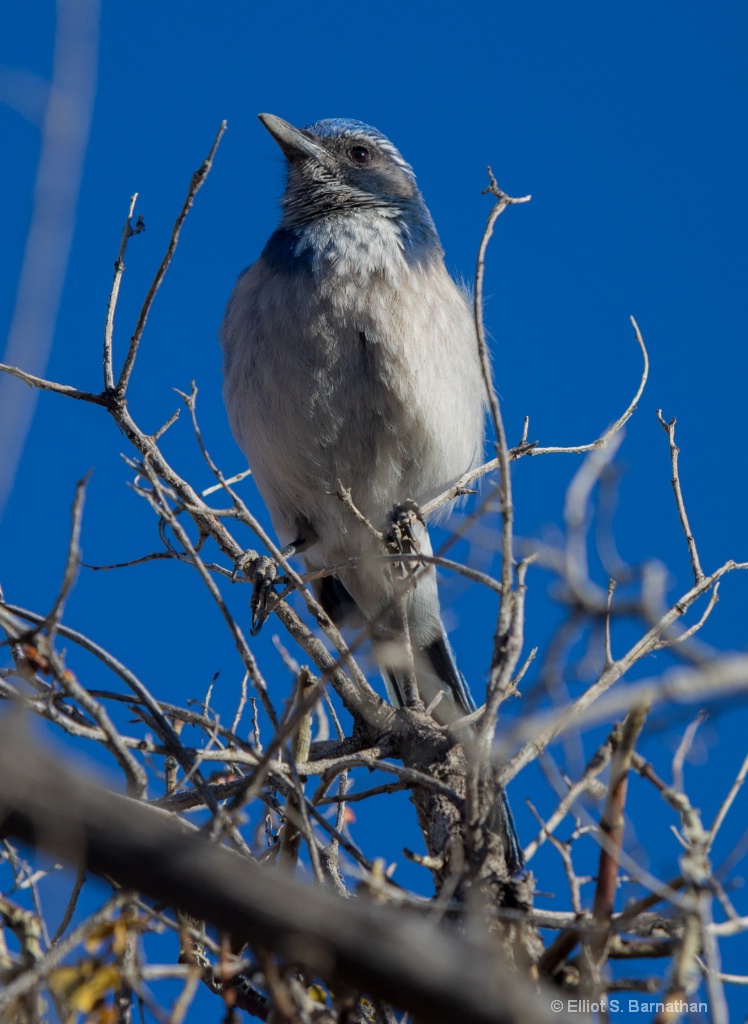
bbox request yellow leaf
[83,914,144,956]
[112,920,129,958]
[50,963,121,1013]
[49,964,90,999]
[308,984,328,1004]
[75,965,120,1012]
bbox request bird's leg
[384,501,425,711]
[249,556,280,635]
[389,599,422,711]
[240,538,304,636]
[385,499,423,578]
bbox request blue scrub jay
[221,114,522,873]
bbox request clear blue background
[2,2,748,1018]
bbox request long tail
[385,631,524,876]
[313,523,524,875]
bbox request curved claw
[250,556,278,635]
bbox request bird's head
[259,113,438,242]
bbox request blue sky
[2,1,748,1017]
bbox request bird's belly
[222,261,484,545]
[252,331,418,528]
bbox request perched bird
[221,114,522,873]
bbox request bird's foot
[237,540,306,635]
[386,500,424,575]
[233,552,285,636]
[249,555,280,635]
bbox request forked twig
[116,122,227,395]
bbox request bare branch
[50,863,86,944]
[531,317,650,456]
[103,193,141,390]
[0,362,108,405]
[589,706,649,955]
[473,170,529,655]
[501,561,748,781]
[654,582,720,650]
[657,409,705,583]
[672,712,706,794]
[42,473,90,636]
[134,457,279,730]
[524,734,613,863]
[1,603,148,797]
[0,726,567,1024]
[422,316,649,517]
[708,751,748,850]
[1,601,229,819]
[115,121,227,395]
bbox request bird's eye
[349,145,371,165]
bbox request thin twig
[709,751,748,850]
[654,583,720,650]
[0,363,108,405]
[317,780,407,805]
[473,170,529,666]
[657,409,705,583]
[335,480,385,542]
[116,122,227,395]
[524,734,614,863]
[589,705,649,959]
[103,193,141,391]
[0,894,127,1010]
[42,473,90,636]
[313,756,465,810]
[1,601,225,819]
[604,579,616,667]
[500,561,748,782]
[422,317,649,517]
[50,863,86,944]
[672,712,706,794]
[3,611,148,797]
[135,458,278,730]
